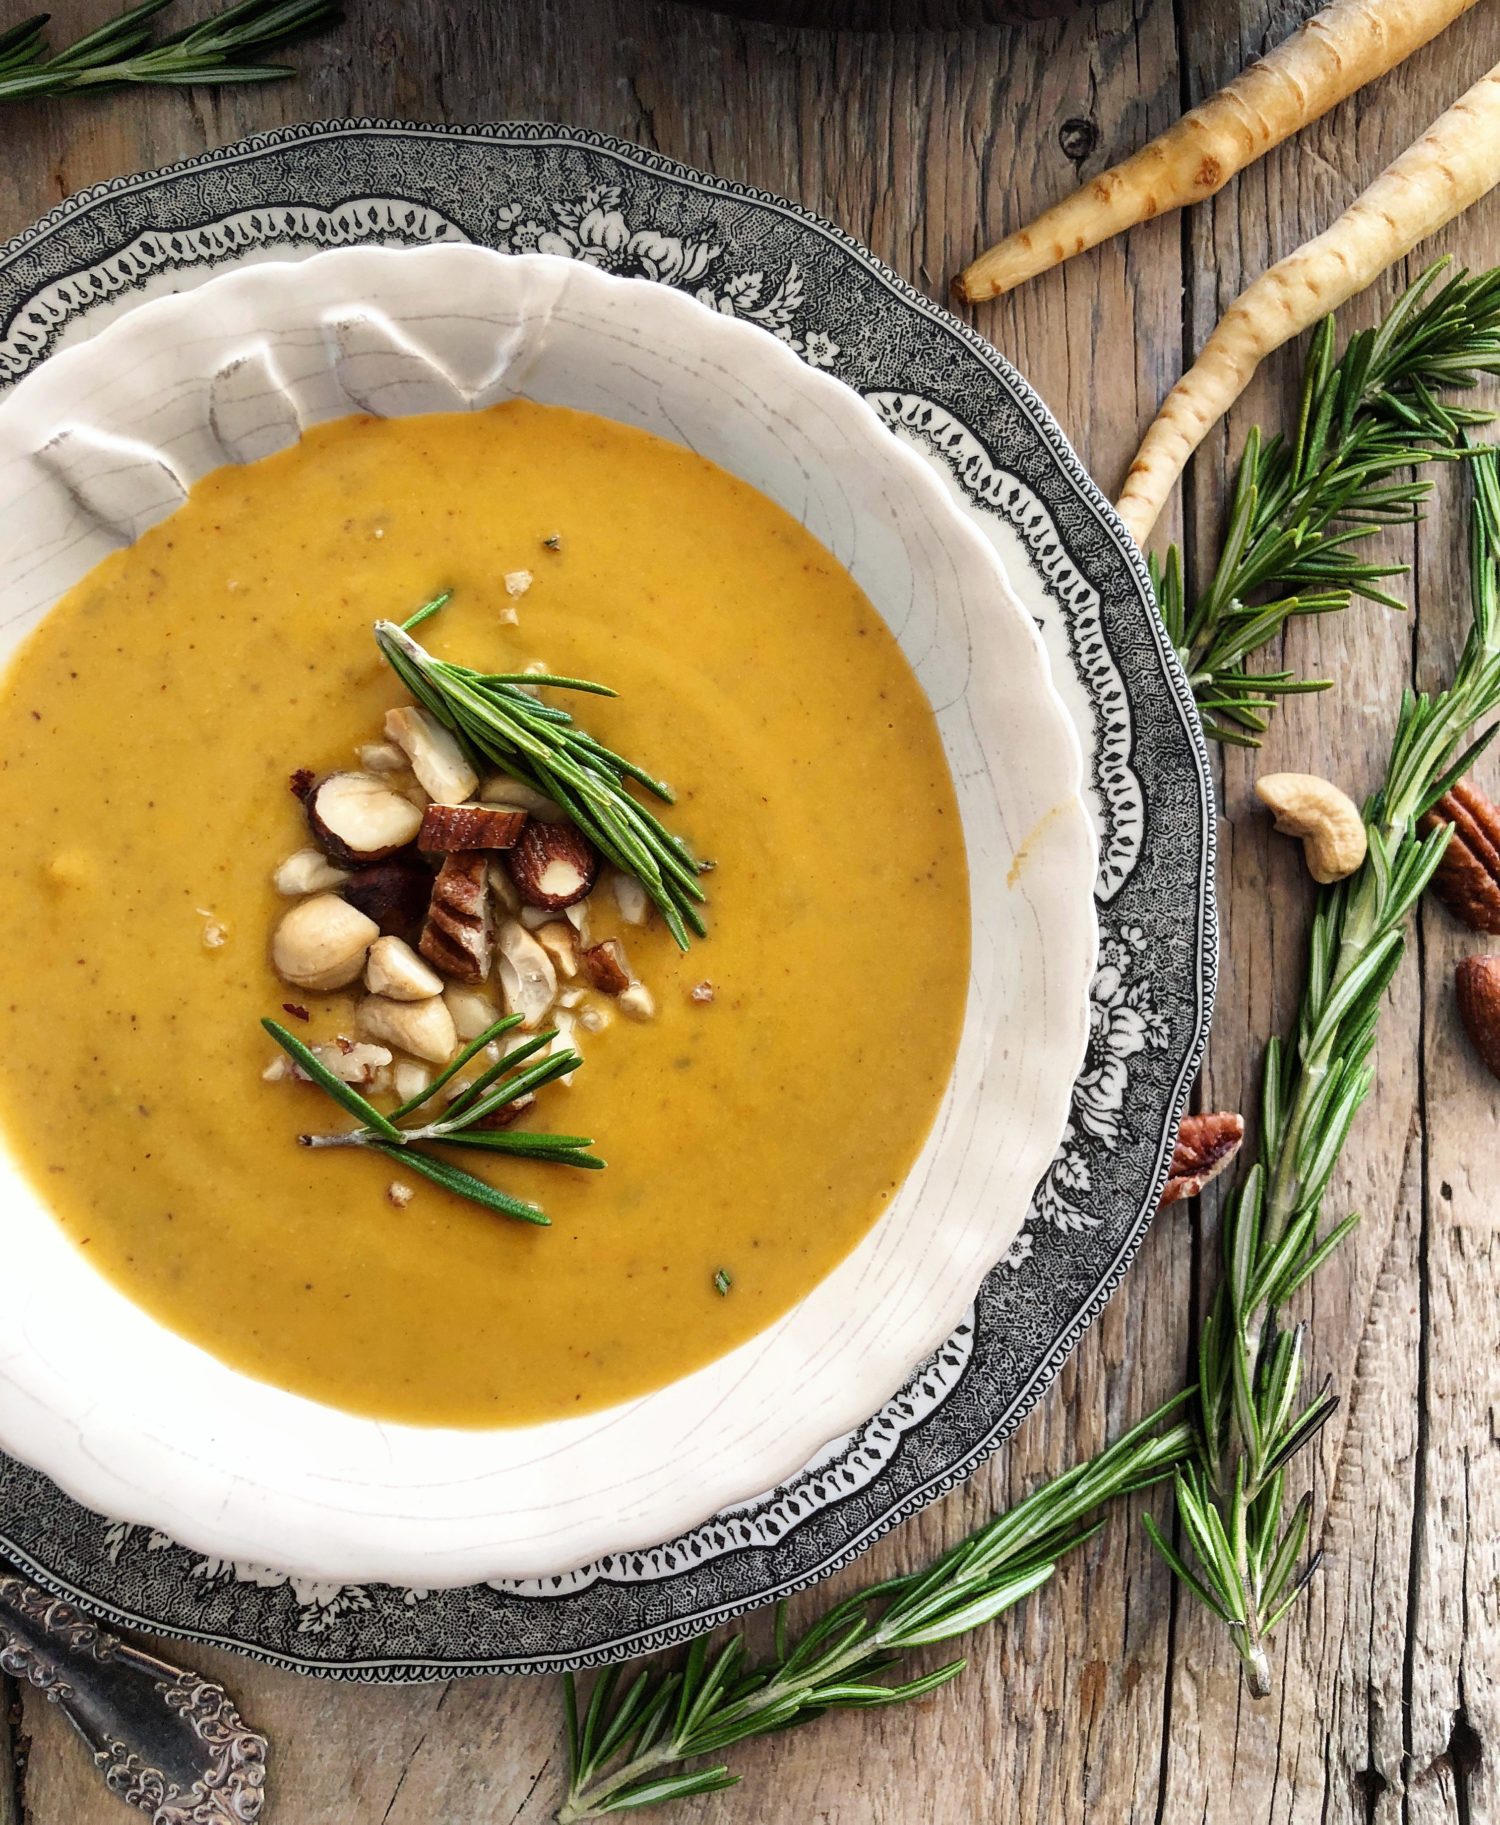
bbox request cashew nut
[356,992,459,1065]
[384,704,478,805]
[1255,772,1368,884]
[273,848,350,896]
[366,935,445,1002]
[496,919,558,1030]
[271,894,378,991]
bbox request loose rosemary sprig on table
[263,1012,601,1225]
[1146,450,1500,1695]
[0,0,338,103]
[556,1401,1193,1821]
[375,603,708,950]
[1155,260,1500,745]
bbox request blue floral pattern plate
[0,122,1215,1679]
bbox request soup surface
[0,402,969,1426]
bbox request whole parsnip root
[1115,62,1500,546]
[953,0,1481,304]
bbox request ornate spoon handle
[0,1573,268,1823]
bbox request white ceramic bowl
[0,247,1096,1585]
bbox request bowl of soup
[0,246,1096,1584]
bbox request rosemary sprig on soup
[0,400,968,1425]
[375,602,709,949]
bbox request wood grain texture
[1,0,1496,1820]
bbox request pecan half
[419,803,528,853]
[419,851,494,984]
[1421,778,1500,934]
[1159,1111,1245,1208]
[1455,955,1500,1081]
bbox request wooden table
[3,2,1497,1819]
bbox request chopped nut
[551,1008,580,1085]
[1159,1112,1245,1207]
[473,1088,536,1131]
[505,820,599,910]
[289,767,315,801]
[418,803,527,853]
[365,934,444,1001]
[480,773,564,820]
[274,848,351,896]
[496,919,558,1029]
[356,993,459,1065]
[690,980,715,1004]
[317,1041,392,1086]
[386,1181,415,1209]
[488,857,522,915]
[518,903,556,930]
[504,569,533,598]
[1255,773,1367,884]
[558,985,585,1008]
[357,741,408,773]
[392,1061,432,1103]
[535,922,580,979]
[564,898,591,943]
[384,704,478,805]
[198,910,228,949]
[282,1002,310,1021]
[305,770,424,867]
[443,983,500,1041]
[578,1001,611,1034]
[618,981,656,1022]
[272,894,378,992]
[419,851,494,984]
[1421,779,1500,933]
[582,939,631,995]
[610,870,650,925]
[340,859,434,949]
[1456,955,1500,1080]
[262,1056,291,1082]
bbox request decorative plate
[0,122,1215,1677]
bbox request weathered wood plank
[2,0,1495,1819]
[0,1675,20,1825]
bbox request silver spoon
[0,1572,268,1823]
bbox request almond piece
[496,919,558,1029]
[610,869,650,925]
[582,938,631,996]
[341,859,434,950]
[1456,955,1500,1080]
[358,741,408,773]
[384,704,478,805]
[618,981,655,1022]
[304,771,424,866]
[419,851,494,984]
[365,935,444,1001]
[487,857,522,915]
[271,894,379,992]
[356,993,459,1065]
[506,820,599,910]
[535,921,580,979]
[273,848,350,896]
[418,803,528,853]
[1159,1112,1245,1207]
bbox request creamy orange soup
[0,402,969,1426]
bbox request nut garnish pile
[260,599,710,1220]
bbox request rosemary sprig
[556,1400,1193,1820]
[1155,261,1500,745]
[1147,450,1500,1694]
[0,0,338,102]
[263,1012,602,1225]
[374,603,707,949]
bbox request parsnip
[954,0,1482,305]
[1115,62,1500,546]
